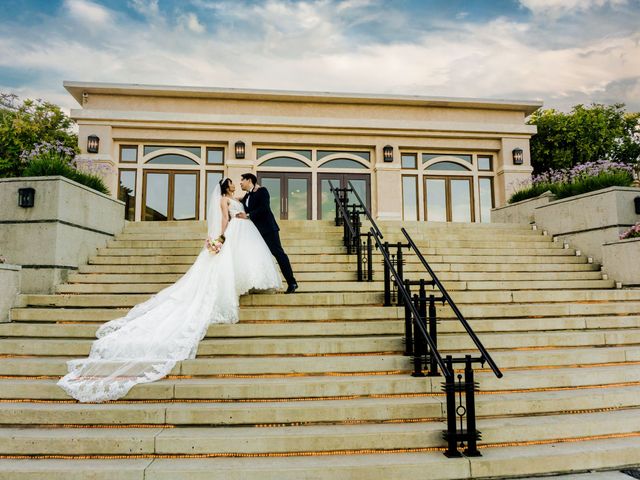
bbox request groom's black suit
[242,187,296,287]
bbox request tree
[0,93,78,178]
[527,103,640,174]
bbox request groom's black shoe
[285,282,298,294]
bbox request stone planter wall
[491,191,556,224]
[602,237,640,287]
[0,176,125,293]
[534,187,640,264]
[0,264,21,323]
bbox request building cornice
[71,109,538,136]
[64,81,543,116]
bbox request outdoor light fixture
[18,187,35,208]
[383,145,394,162]
[235,141,245,159]
[634,196,640,214]
[512,147,524,165]
[87,135,100,154]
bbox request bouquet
[205,235,226,255]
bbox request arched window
[425,161,471,171]
[145,154,198,165]
[260,157,310,168]
[319,158,368,169]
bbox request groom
[237,173,298,294]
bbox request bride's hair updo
[219,178,232,196]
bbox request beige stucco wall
[0,176,125,293]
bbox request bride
[58,178,282,403]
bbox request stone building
[65,81,540,223]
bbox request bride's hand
[235,212,248,219]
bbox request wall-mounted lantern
[18,187,35,208]
[235,141,245,159]
[87,135,100,154]
[512,147,524,165]
[383,145,394,163]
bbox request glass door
[317,173,371,220]
[424,176,473,222]
[143,170,199,221]
[257,172,312,220]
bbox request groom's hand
[235,212,248,219]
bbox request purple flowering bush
[509,160,634,204]
[620,223,640,240]
[20,141,109,195]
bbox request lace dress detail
[57,196,282,403]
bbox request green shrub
[508,183,553,204]
[22,153,109,195]
[508,160,634,203]
[552,171,633,199]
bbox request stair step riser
[2,411,636,455]
[5,316,640,339]
[3,330,640,356]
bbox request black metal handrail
[370,228,451,378]
[330,181,501,457]
[328,180,356,238]
[329,180,373,281]
[401,228,503,380]
[347,180,383,240]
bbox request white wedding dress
[58,186,282,403]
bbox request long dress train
[57,188,281,403]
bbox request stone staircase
[1,220,639,479]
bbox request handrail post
[396,243,404,306]
[411,293,425,377]
[427,294,439,377]
[383,242,391,306]
[464,355,481,457]
[444,356,462,457]
[366,233,373,281]
[352,206,362,281]
[403,279,413,356]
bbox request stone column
[75,124,117,197]
[495,137,533,207]
[374,144,402,221]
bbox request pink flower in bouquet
[205,235,226,254]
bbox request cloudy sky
[1,0,639,113]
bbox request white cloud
[128,0,160,18]
[519,0,628,15]
[178,12,205,33]
[64,0,112,24]
[1,0,639,113]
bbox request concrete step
[105,238,573,256]
[54,281,386,295]
[1,408,638,456]
[2,342,640,378]
[17,292,387,308]
[3,328,640,357]
[1,362,639,400]
[65,270,606,284]
[12,300,640,325]
[3,316,640,340]
[54,279,616,294]
[8,305,401,323]
[1,385,639,426]
[17,289,640,310]
[83,254,600,271]
[1,436,639,479]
